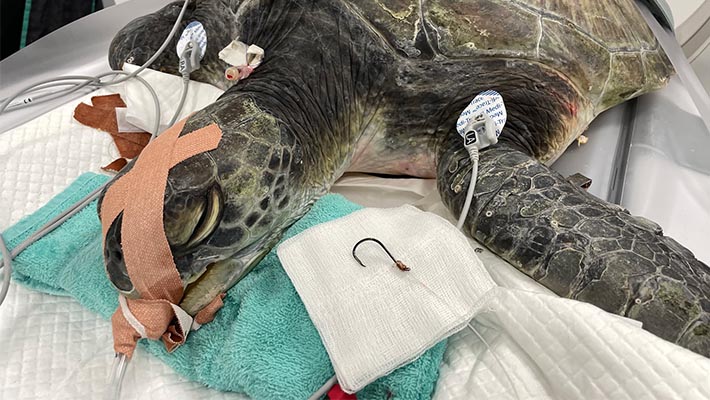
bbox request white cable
[455,103,519,399]
[308,374,338,400]
[458,158,520,399]
[0,0,190,116]
[466,322,521,400]
[302,142,482,399]
[456,145,480,231]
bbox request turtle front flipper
[108,0,239,90]
[437,137,710,357]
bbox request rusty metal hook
[352,238,410,271]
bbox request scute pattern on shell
[350,0,673,112]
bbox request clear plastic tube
[466,322,520,400]
[0,232,12,306]
[308,374,338,400]
[107,353,129,400]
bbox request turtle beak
[183,184,224,250]
[177,234,278,315]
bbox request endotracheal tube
[108,353,129,400]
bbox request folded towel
[3,172,446,400]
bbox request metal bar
[609,99,637,205]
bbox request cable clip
[179,39,202,76]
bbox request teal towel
[4,172,447,400]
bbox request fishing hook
[351,238,410,271]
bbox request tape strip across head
[100,117,223,358]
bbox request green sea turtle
[101,0,710,357]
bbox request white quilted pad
[1,78,709,399]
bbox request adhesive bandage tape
[456,90,507,140]
[218,40,264,68]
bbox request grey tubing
[0,0,190,116]
[168,78,190,127]
[308,375,338,400]
[3,78,101,110]
[0,75,100,114]
[102,0,189,86]
[0,229,12,306]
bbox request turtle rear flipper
[437,139,710,358]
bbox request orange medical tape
[194,293,226,326]
[111,298,188,357]
[100,117,223,357]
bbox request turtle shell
[347,0,673,112]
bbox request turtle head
[99,96,307,315]
[108,0,240,90]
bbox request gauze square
[277,205,497,393]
